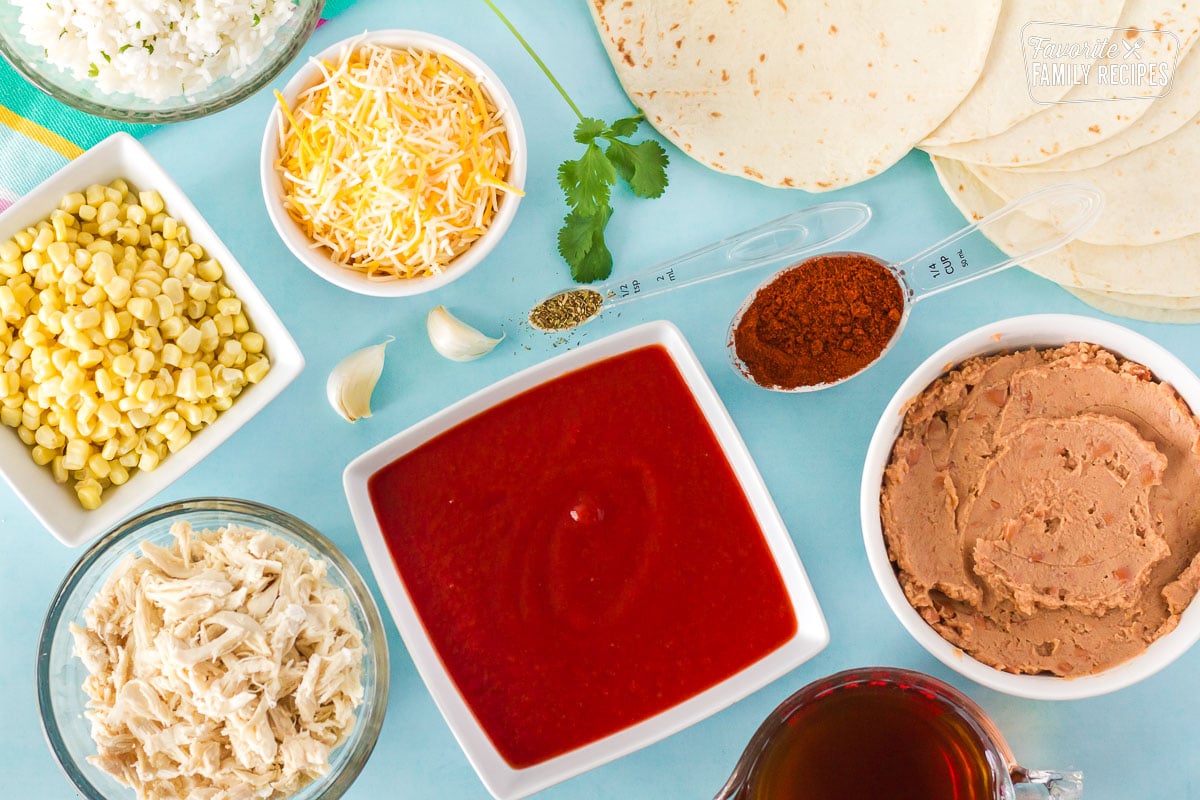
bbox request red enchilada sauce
[367,345,797,767]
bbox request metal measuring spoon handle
[893,182,1104,304]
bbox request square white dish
[343,320,828,800]
[0,132,304,546]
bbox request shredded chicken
[70,521,366,800]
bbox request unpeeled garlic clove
[427,305,504,362]
[327,337,393,422]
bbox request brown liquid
[748,680,998,800]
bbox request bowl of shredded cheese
[38,497,390,800]
[261,30,527,297]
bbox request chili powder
[732,253,905,390]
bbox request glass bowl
[0,0,324,122]
[36,497,389,800]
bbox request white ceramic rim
[860,313,1200,700]
[260,29,528,297]
[0,133,304,547]
[343,321,829,799]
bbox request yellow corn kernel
[50,455,68,483]
[111,353,136,378]
[86,453,112,480]
[0,240,21,262]
[46,241,71,269]
[0,286,21,322]
[31,444,56,466]
[160,316,185,340]
[63,439,91,471]
[82,284,106,307]
[162,216,178,240]
[138,449,160,472]
[135,379,155,404]
[96,200,119,224]
[161,343,183,367]
[32,226,54,252]
[34,424,64,449]
[138,190,165,215]
[177,325,201,354]
[61,363,85,395]
[75,478,103,510]
[108,463,130,485]
[0,406,19,428]
[245,357,270,384]
[127,296,154,322]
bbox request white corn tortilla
[1068,288,1200,321]
[1012,45,1200,171]
[588,0,1001,191]
[921,0,1126,147]
[930,154,1200,296]
[966,114,1200,246]
[924,0,1200,167]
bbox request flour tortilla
[588,0,1001,190]
[930,154,1200,296]
[921,0,1126,147]
[1013,45,1200,171]
[966,114,1200,246]
[924,0,1200,167]
[1068,288,1200,321]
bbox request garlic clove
[327,337,393,422]
[427,305,504,362]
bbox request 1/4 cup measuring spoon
[527,201,872,332]
[728,182,1104,392]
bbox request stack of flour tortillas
[589,0,1200,322]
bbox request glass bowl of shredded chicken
[0,0,323,122]
[37,497,389,800]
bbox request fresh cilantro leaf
[558,206,608,265]
[605,138,669,199]
[100,50,110,62]
[604,114,642,138]
[573,117,606,145]
[558,142,615,217]
[558,208,613,283]
[88,63,99,77]
[483,1,670,284]
[118,44,132,53]
[253,13,261,25]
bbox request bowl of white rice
[0,0,324,122]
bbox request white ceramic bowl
[343,321,829,799]
[861,314,1200,700]
[260,29,527,297]
[0,133,304,547]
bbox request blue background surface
[3,1,1198,797]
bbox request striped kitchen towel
[0,0,358,213]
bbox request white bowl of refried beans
[861,314,1200,700]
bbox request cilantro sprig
[483,0,669,283]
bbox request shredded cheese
[275,41,523,281]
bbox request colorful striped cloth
[0,0,357,213]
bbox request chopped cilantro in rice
[17,0,297,102]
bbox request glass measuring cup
[715,667,1082,800]
[728,182,1104,392]
[527,201,872,331]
